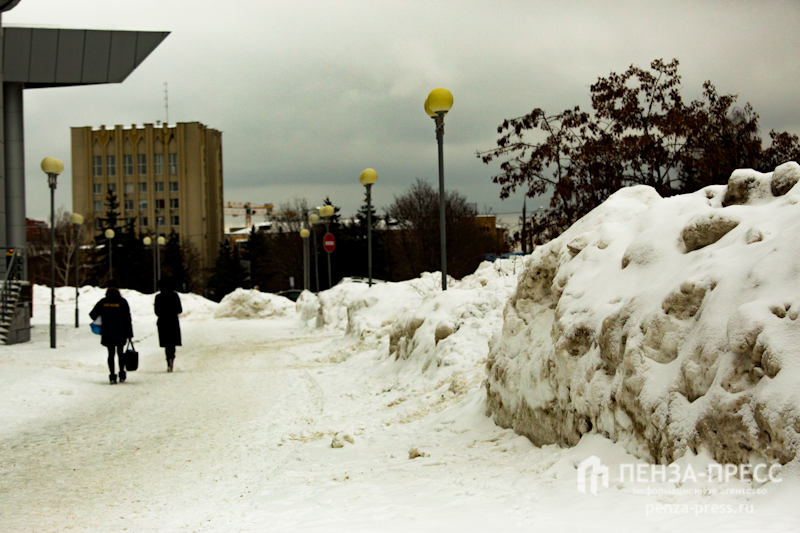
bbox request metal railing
[1,249,23,324]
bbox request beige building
[71,122,224,282]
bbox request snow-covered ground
[3,165,800,532]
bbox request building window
[124,200,134,211]
[169,181,179,193]
[137,154,147,175]
[138,182,147,193]
[154,153,164,175]
[139,199,148,211]
[126,217,135,226]
[168,153,178,174]
[169,198,179,209]
[155,199,165,210]
[155,181,165,193]
[93,183,103,195]
[107,183,117,194]
[139,217,148,227]
[156,216,165,227]
[107,155,116,176]
[92,156,102,177]
[93,201,103,212]
[170,216,180,226]
[123,154,134,176]
[124,182,134,195]
[95,219,103,230]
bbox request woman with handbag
[154,278,182,372]
[89,279,134,384]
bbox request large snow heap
[486,162,800,466]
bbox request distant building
[71,122,224,280]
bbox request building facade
[71,122,224,283]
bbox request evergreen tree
[91,188,122,285]
[206,239,247,302]
[162,231,190,292]
[114,218,150,292]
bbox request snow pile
[214,288,295,319]
[296,282,370,330]
[486,162,800,466]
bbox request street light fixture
[425,87,453,290]
[69,213,83,328]
[104,228,115,281]
[309,212,320,293]
[157,236,166,282]
[319,204,335,289]
[300,228,310,291]
[42,156,64,349]
[143,236,156,293]
[359,168,378,287]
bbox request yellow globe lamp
[309,213,319,224]
[157,236,166,245]
[143,236,152,245]
[319,205,335,218]
[69,213,83,225]
[300,228,310,239]
[104,228,115,239]
[424,98,436,117]
[359,168,378,186]
[41,156,64,175]
[427,88,453,114]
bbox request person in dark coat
[89,280,134,384]
[154,278,182,372]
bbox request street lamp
[157,236,166,281]
[69,213,83,328]
[104,228,115,281]
[425,87,453,290]
[42,156,64,349]
[319,204,335,289]
[359,168,378,287]
[309,212,320,293]
[144,236,156,293]
[300,228,310,291]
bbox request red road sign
[323,232,336,253]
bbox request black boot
[109,373,117,384]
[119,370,126,383]
[167,358,174,373]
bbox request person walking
[155,278,182,372]
[89,279,134,384]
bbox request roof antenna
[164,82,169,125]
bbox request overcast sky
[6,0,800,231]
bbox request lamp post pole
[300,228,310,290]
[319,204,334,289]
[70,213,83,328]
[42,157,64,349]
[425,88,453,291]
[309,212,320,293]
[359,169,378,287]
[144,237,155,292]
[157,236,165,282]
[104,229,115,281]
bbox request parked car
[336,276,386,285]
[276,289,303,301]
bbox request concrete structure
[71,122,224,281]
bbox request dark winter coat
[155,290,182,347]
[89,289,134,347]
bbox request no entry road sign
[323,232,336,253]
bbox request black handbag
[124,340,139,371]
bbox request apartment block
[71,122,224,280]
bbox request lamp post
[104,228,115,281]
[425,87,453,290]
[42,157,64,349]
[359,168,378,287]
[69,213,83,328]
[157,236,166,282]
[309,212,320,293]
[143,237,156,293]
[300,228,310,290]
[319,204,335,289]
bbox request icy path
[2,313,799,532]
